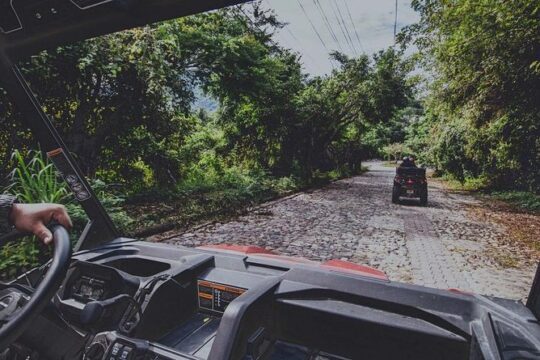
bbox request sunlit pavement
[167,161,534,301]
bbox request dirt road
[166,161,537,300]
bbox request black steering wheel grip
[0,225,72,350]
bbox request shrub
[492,191,540,213]
[7,150,69,203]
[1,150,133,279]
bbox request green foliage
[492,191,540,213]
[0,150,133,279]
[381,143,412,162]
[0,6,416,190]
[405,0,540,192]
[7,150,69,203]
[440,173,490,192]
[0,238,41,279]
[66,179,134,234]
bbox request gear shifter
[80,294,139,326]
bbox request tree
[0,7,284,188]
[406,0,540,191]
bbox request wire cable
[329,0,355,55]
[313,0,343,52]
[296,0,330,53]
[333,0,358,55]
[343,0,365,53]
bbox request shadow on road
[395,199,426,207]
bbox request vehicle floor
[164,161,538,301]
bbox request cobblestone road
[166,162,536,300]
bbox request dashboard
[8,240,540,360]
[55,248,361,360]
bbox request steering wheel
[0,225,72,350]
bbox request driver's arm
[0,195,72,245]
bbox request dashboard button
[111,343,123,356]
[120,347,132,360]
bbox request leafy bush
[381,143,412,162]
[1,150,133,279]
[407,0,540,193]
[0,238,41,279]
[492,191,540,213]
[66,179,134,234]
[7,150,69,203]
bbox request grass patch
[491,191,540,213]
[440,174,489,192]
[1,149,368,278]
[437,172,539,213]
[127,176,310,236]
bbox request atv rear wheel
[420,188,428,206]
[392,185,400,204]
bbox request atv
[1,1,540,359]
[392,166,428,206]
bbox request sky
[261,0,419,76]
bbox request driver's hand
[9,204,72,245]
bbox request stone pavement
[166,162,535,301]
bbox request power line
[266,0,335,72]
[313,0,343,53]
[329,0,355,55]
[296,0,330,53]
[313,0,340,50]
[333,0,358,55]
[285,26,300,42]
[264,0,300,43]
[277,13,325,72]
[343,0,365,53]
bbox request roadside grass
[438,174,490,192]
[491,191,540,213]
[439,174,539,214]
[127,166,369,238]
[491,252,520,268]
[125,175,299,236]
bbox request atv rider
[0,195,72,244]
[400,156,417,168]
